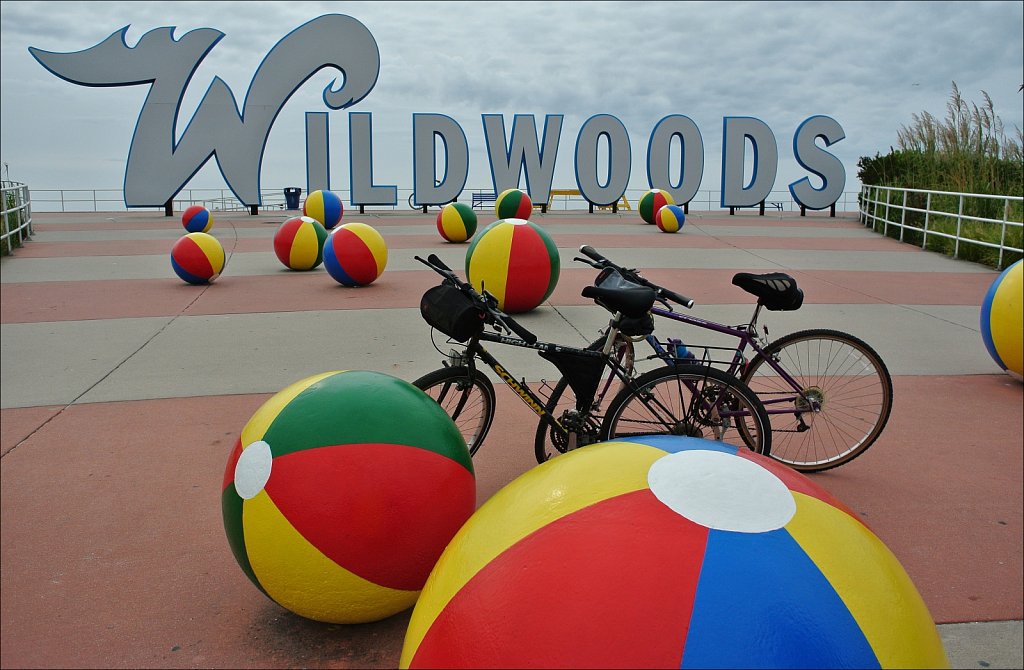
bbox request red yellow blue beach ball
[980,259,1023,378]
[302,189,344,230]
[181,204,213,233]
[323,222,388,286]
[401,436,948,669]
[494,188,533,220]
[465,218,559,313]
[274,216,328,271]
[171,232,224,285]
[639,188,675,224]
[222,370,476,624]
[656,203,686,233]
[436,202,478,243]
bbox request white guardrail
[859,184,1023,270]
[1,181,33,255]
[25,187,864,215]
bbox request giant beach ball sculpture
[323,222,388,286]
[655,203,686,233]
[171,232,225,285]
[181,205,213,233]
[274,216,328,271]
[638,188,674,224]
[980,259,1023,379]
[401,435,948,669]
[302,189,344,230]
[436,202,478,243]
[222,370,476,624]
[465,218,559,313]
[494,188,533,220]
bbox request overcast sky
[2,0,1022,203]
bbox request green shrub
[858,82,1023,268]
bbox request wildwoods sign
[30,13,846,210]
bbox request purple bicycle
[566,246,894,473]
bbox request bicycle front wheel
[602,364,771,454]
[741,329,893,472]
[412,367,496,456]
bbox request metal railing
[27,187,863,215]
[1,181,33,256]
[859,184,1024,269]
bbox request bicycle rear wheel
[741,329,893,472]
[534,334,634,463]
[413,366,496,456]
[601,364,771,454]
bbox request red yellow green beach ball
[222,370,476,624]
[980,259,1023,378]
[436,202,478,243]
[323,222,388,286]
[639,188,675,224]
[465,218,560,313]
[302,189,344,230]
[494,188,533,220]
[401,436,947,669]
[274,216,328,271]
[170,232,225,285]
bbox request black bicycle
[411,253,771,463]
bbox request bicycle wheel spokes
[743,330,893,472]
[603,366,769,454]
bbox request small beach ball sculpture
[638,188,675,224]
[222,370,476,624]
[436,202,478,243]
[274,216,328,271]
[171,232,225,285]
[181,205,213,233]
[323,222,388,286]
[401,435,949,669]
[494,188,533,220]
[465,218,559,313]
[655,203,686,233]
[980,259,1023,379]
[302,189,344,230]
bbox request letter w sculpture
[30,14,379,207]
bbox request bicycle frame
[449,327,634,438]
[644,304,822,418]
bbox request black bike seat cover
[732,272,804,311]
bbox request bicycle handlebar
[415,254,538,345]
[577,245,696,309]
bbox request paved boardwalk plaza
[1,209,1021,668]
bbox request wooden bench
[471,192,497,210]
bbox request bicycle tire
[412,366,496,456]
[601,364,771,454]
[740,328,893,472]
[534,334,635,463]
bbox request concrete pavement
[1,208,1021,668]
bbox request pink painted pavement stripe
[17,231,913,258]
[1,267,992,324]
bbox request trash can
[284,187,302,210]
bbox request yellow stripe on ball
[245,488,419,623]
[403,440,664,660]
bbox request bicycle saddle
[732,272,804,311]
[582,282,656,318]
